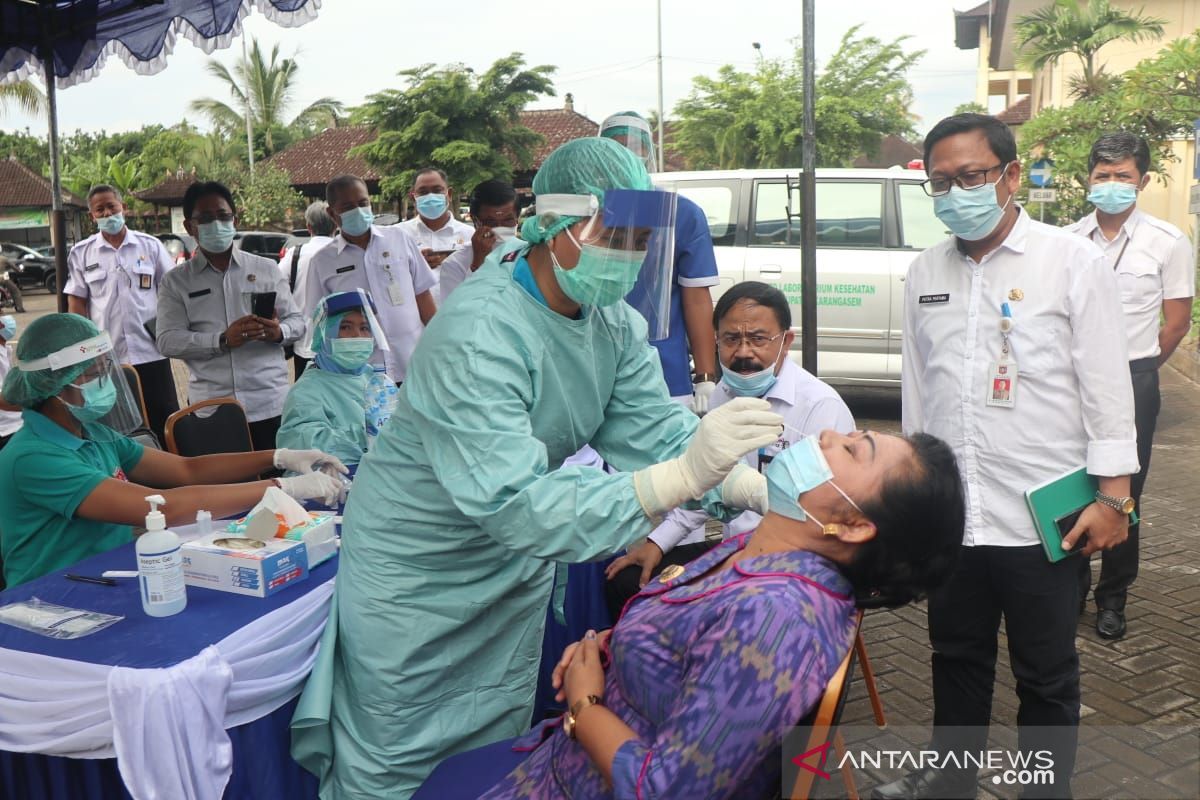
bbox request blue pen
[1001,302,1012,318]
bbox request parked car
[234,231,290,263]
[651,167,947,387]
[156,233,197,265]
[0,242,56,292]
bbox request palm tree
[1016,0,1167,98]
[0,79,45,116]
[190,39,343,157]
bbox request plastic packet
[0,597,124,639]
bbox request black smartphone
[251,291,276,318]
[1055,508,1087,552]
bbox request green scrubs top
[0,410,144,587]
[291,245,701,799]
[277,368,369,466]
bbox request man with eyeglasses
[437,179,522,302]
[65,184,179,443]
[604,281,853,613]
[156,181,306,451]
[873,114,1138,800]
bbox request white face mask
[490,226,517,244]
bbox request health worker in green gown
[277,291,397,466]
[290,137,784,799]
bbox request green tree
[0,80,45,116]
[190,39,343,158]
[351,53,556,201]
[0,129,48,172]
[954,101,988,115]
[1015,0,1166,98]
[233,164,304,230]
[672,27,923,169]
[139,124,207,178]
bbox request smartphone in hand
[251,291,277,319]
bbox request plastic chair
[164,398,253,457]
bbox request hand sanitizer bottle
[136,495,187,617]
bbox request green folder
[1025,467,1137,562]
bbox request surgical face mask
[330,336,374,370]
[720,337,786,397]
[489,226,516,244]
[0,315,15,341]
[933,167,1013,242]
[551,230,646,307]
[339,206,374,237]
[765,435,862,530]
[196,220,236,253]
[415,194,448,220]
[1087,181,1138,215]
[64,375,117,424]
[96,213,125,236]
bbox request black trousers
[929,544,1080,797]
[1078,360,1159,612]
[133,358,180,446]
[248,416,281,452]
[604,540,718,621]
[293,354,310,381]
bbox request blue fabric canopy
[0,0,319,88]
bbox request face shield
[16,333,143,436]
[310,290,390,375]
[538,189,677,339]
[599,114,657,174]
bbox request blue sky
[2,0,979,141]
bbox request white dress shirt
[0,343,22,437]
[1066,209,1195,361]
[301,226,437,382]
[280,234,334,358]
[648,359,856,553]
[399,215,475,303]
[156,250,304,422]
[901,208,1139,548]
[63,229,174,365]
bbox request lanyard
[1110,236,1131,272]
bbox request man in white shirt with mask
[399,167,475,303]
[873,113,1138,800]
[1066,132,1194,640]
[604,281,854,612]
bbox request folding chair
[164,397,253,457]
[121,363,161,449]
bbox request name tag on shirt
[139,273,153,290]
[387,282,406,306]
[188,288,212,299]
[84,262,101,272]
[986,362,1017,409]
[336,265,356,274]
[919,293,950,304]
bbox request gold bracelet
[562,695,604,740]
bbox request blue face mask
[197,220,236,253]
[720,338,786,397]
[933,166,1013,242]
[330,337,374,370]
[64,375,118,423]
[415,194,448,220]
[765,435,862,529]
[1087,181,1138,215]
[96,213,125,236]
[0,315,15,341]
[340,206,374,237]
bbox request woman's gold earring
[823,524,840,537]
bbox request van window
[898,183,949,249]
[674,182,737,247]
[815,182,882,247]
[752,182,796,246]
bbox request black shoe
[1078,596,1087,615]
[871,766,977,799]
[1096,608,1126,639]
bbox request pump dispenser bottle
[136,495,187,617]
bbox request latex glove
[691,380,717,416]
[632,397,782,516]
[273,448,349,478]
[721,463,768,514]
[276,472,344,507]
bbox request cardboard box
[181,534,309,598]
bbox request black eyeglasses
[190,212,235,224]
[920,162,1009,197]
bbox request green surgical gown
[291,250,700,799]
[277,367,370,466]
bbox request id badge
[387,281,405,306]
[139,273,153,290]
[986,361,1017,408]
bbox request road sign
[1029,188,1057,203]
[1029,159,1054,188]
[1189,184,1200,215]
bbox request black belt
[1129,357,1158,374]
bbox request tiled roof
[265,126,381,188]
[996,96,1031,126]
[134,172,198,205]
[518,108,601,167]
[0,156,85,208]
[852,134,923,169]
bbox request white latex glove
[721,464,768,514]
[632,397,782,516]
[692,380,717,416]
[273,448,349,478]
[275,472,344,507]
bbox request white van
[652,168,948,387]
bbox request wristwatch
[218,332,229,352]
[562,695,604,740]
[1094,491,1135,515]
[692,373,718,385]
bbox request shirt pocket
[83,266,109,291]
[1116,259,1159,305]
[131,262,155,292]
[1007,313,1068,377]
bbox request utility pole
[655,0,665,173]
[243,33,255,177]
[800,0,817,373]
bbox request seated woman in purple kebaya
[414,428,966,800]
